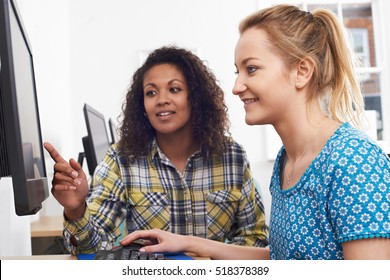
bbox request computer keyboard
[94,242,165,260]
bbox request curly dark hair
[118,46,231,158]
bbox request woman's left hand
[120,228,188,253]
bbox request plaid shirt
[64,140,268,254]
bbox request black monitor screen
[82,103,110,176]
[0,0,48,215]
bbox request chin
[245,121,258,126]
[245,117,260,126]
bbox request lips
[242,98,259,104]
[156,111,174,116]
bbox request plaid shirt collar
[149,138,203,167]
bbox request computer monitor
[108,118,120,144]
[80,103,111,176]
[0,0,49,215]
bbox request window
[349,28,370,68]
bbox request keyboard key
[120,248,131,260]
[106,253,116,260]
[139,252,148,260]
[129,251,139,260]
[155,254,165,260]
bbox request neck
[275,100,329,161]
[275,100,341,189]
[277,122,321,162]
[156,132,199,169]
[278,117,340,189]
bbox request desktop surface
[30,215,64,238]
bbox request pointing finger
[44,142,67,164]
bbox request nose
[157,91,171,105]
[232,77,247,96]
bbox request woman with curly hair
[44,46,268,255]
[120,46,230,158]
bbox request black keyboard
[94,242,165,260]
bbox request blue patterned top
[269,122,390,259]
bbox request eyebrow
[143,79,185,89]
[235,57,261,67]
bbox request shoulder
[94,144,122,173]
[323,123,390,183]
[332,122,370,143]
[226,138,246,153]
[104,143,138,167]
[328,123,386,160]
[221,138,249,160]
[105,143,123,161]
[209,138,250,167]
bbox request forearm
[63,203,123,254]
[184,235,270,260]
[63,207,102,254]
[342,238,390,260]
[232,177,268,247]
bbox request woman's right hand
[44,142,89,220]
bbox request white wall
[0,178,31,256]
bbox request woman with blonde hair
[122,5,390,259]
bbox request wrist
[64,202,86,221]
[183,235,208,257]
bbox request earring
[296,83,302,89]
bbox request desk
[30,216,63,237]
[30,216,66,255]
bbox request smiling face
[143,63,192,138]
[233,28,297,126]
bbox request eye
[169,87,181,93]
[247,66,257,74]
[144,90,157,97]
